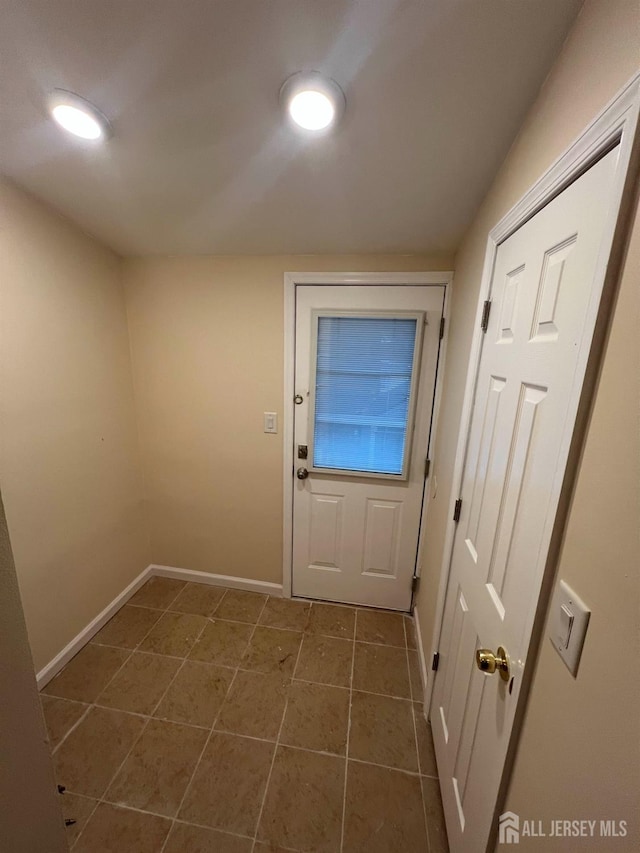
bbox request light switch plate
[549,580,590,676]
[263,412,278,434]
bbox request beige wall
[0,180,150,672]
[413,0,640,847]
[123,254,452,583]
[0,490,68,852]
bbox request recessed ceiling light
[280,72,345,134]
[48,90,111,141]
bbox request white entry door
[292,284,444,610]
[432,146,619,851]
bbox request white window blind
[311,313,420,476]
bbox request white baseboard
[36,563,283,690]
[413,604,429,712]
[36,565,153,690]
[149,564,283,597]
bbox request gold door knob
[476,646,510,682]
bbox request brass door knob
[476,646,510,682]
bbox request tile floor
[40,577,449,853]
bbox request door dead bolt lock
[298,445,308,459]
[294,394,304,404]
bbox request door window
[309,311,423,479]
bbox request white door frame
[426,70,640,840]
[283,271,454,599]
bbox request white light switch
[263,412,278,434]
[549,580,590,676]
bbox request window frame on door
[307,308,426,481]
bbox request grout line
[93,619,407,649]
[63,594,184,850]
[405,616,431,851]
[405,617,422,772]
[160,581,191,612]
[158,593,270,853]
[53,585,420,849]
[158,668,243,853]
[142,610,214,725]
[53,584,232,848]
[91,703,210,729]
[51,648,143,756]
[339,610,357,853]
[289,674,411,701]
[49,644,413,757]
[250,609,307,853]
[109,603,165,614]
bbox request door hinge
[480,299,492,333]
[424,458,431,478]
[412,575,419,593]
[432,652,440,672]
[453,498,462,522]
[439,317,445,339]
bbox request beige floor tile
[343,761,428,853]
[169,582,226,616]
[404,615,417,649]
[179,732,274,835]
[259,597,311,631]
[42,644,129,703]
[257,745,344,853]
[306,602,355,639]
[280,681,349,755]
[164,821,253,853]
[96,652,181,715]
[53,707,145,798]
[60,792,97,847]
[294,635,353,687]
[408,649,423,701]
[129,577,186,610]
[422,776,449,853]
[155,661,234,727]
[189,619,253,667]
[216,669,289,740]
[73,802,171,853]
[414,704,438,777]
[139,611,207,657]
[242,626,302,676]
[105,718,207,817]
[41,696,88,749]
[356,609,406,647]
[349,691,418,772]
[214,589,267,623]
[352,642,411,698]
[91,605,163,649]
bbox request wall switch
[549,580,590,676]
[263,412,278,434]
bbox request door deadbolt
[475,646,510,681]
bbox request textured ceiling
[0,0,583,255]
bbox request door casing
[282,272,453,610]
[427,71,640,851]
